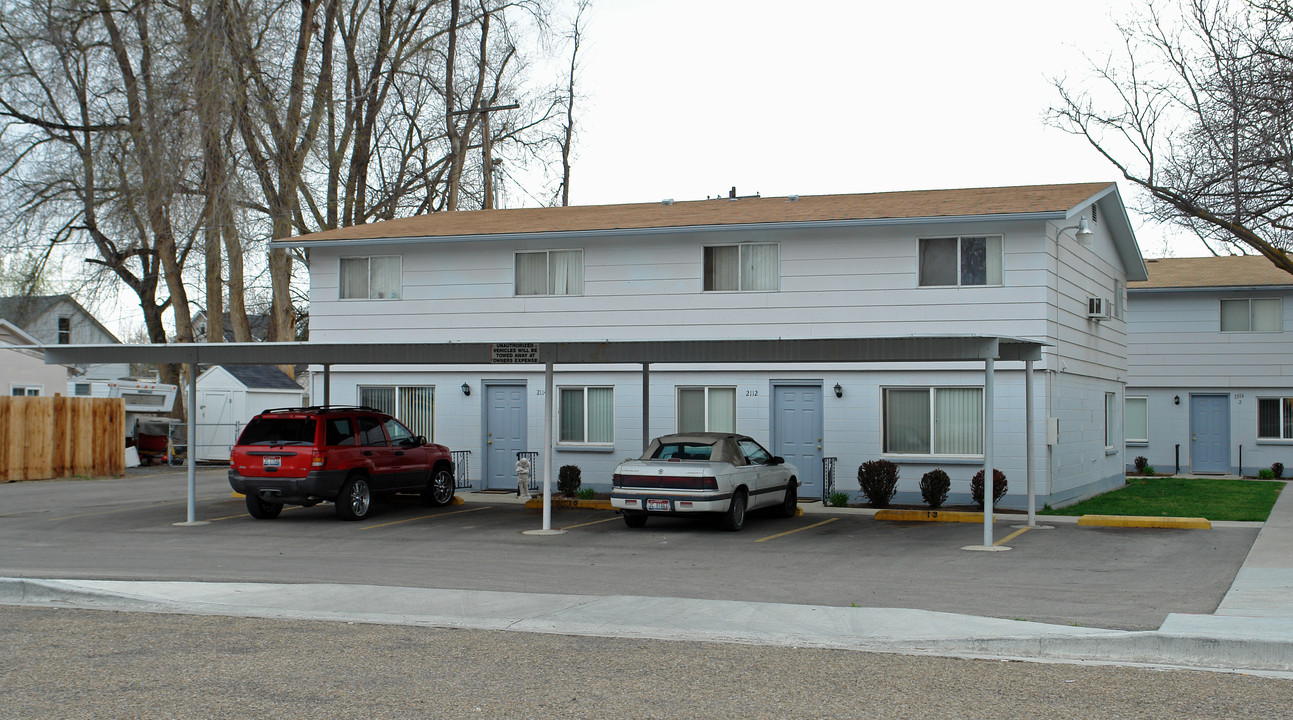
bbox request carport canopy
[42,335,1044,544]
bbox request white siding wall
[1127,286,1293,474]
[308,207,1133,506]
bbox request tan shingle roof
[1131,256,1293,289]
[281,182,1116,244]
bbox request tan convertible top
[639,433,753,465]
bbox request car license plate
[262,456,281,469]
[646,499,670,512]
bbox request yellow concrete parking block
[874,509,987,523]
[524,497,613,511]
[1077,514,1211,529]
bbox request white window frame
[1257,396,1293,441]
[917,235,1003,287]
[1124,396,1148,444]
[357,385,434,440]
[10,384,42,396]
[676,386,737,433]
[514,249,584,296]
[1105,392,1117,449]
[557,386,614,446]
[1220,298,1281,332]
[340,255,402,300]
[702,242,780,292]
[882,386,984,457]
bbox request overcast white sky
[560,0,1208,258]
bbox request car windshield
[238,417,316,446]
[650,442,715,461]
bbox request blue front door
[485,384,527,489]
[772,384,823,498]
[1190,394,1230,474]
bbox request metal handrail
[450,450,472,489]
[822,457,837,504]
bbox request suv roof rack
[257,405,381,415]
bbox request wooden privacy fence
[0,396,124,481]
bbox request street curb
[874,509,987,523]
[1077,515,1211,529]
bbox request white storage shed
[194,365,305,461]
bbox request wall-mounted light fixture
[1054,216,1094,246]
[834,383,843,399]
[1174,395,1180,405]
[462,383,471,396]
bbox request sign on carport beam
[491,343,539,363]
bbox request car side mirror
[769,456,785,465]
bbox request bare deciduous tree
[1051,0,1293,275]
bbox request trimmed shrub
[1133,456,1149,474]
[1142,466,1156,477]
[919,469,951,509]
[1273,462,1285,479]
[970,468,1008,508]
[827,491,851,507]
[557,465,582,498]
[857,460,900,508]
[1258,468,1276,480]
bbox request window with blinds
[515,249,584,296]
[358,385,434,440]
[882,387,984,455]
[676,387,736,433]
[703,243,779,292]
[340,256,402,299]
[558,387,614,445]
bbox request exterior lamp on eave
[1055,217,1094,246]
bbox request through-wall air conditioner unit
[1087,297,1112,320]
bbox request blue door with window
[1190,394,1230,474]
[485,384,527,490]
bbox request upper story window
[340,256,401,299]
[1220,298,1281,332]
[57,316,71,344]
[918,236,1002,287]
[703,243,779,292]
[516,249,583,296]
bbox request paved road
[3,605,1288,719]
[0,469,1260,630]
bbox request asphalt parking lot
[0,468,1261,630]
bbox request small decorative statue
[515,457,531,497]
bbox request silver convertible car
[610,432,800,531]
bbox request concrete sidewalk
[3,483,1291,676]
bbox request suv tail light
[311,448,324,470]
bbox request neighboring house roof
[211,364,302,391]
[274,182,1117,245]
[0,318,42,347]
[1131,256,1293,290]
[0,294,122,343]
[193,312,274,342]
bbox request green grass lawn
[1040,477,1285,522]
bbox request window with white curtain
[1125,396,1148,443]
[515,249,584,296]
[559,386,614,444]
[918,236,1002,287]
[676,387,736,432]
[883,387,983,455]
[703,243,779,291]
[1220,298,1281,332]
[358,385,434,440]
[340,256,402,299]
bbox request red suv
[228,406,455,520]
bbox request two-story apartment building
[1126,256,1293,475]
[279,182,1146,508]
